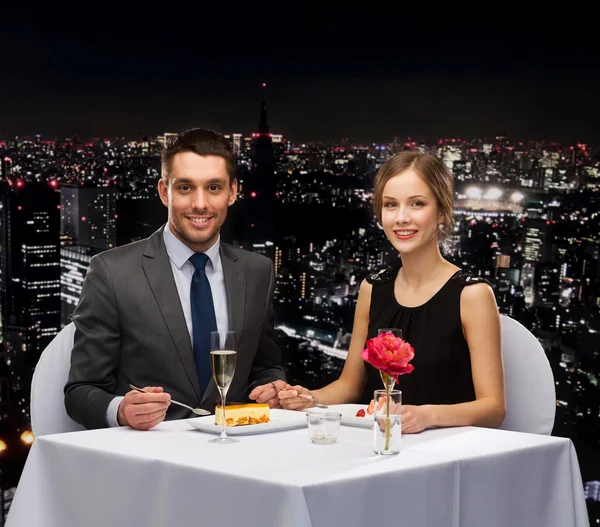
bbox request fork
[301,396,329,409]
[129,384,211,416]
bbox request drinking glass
[209,331,238,444]
[306,413,342,444]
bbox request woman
[278,151,506,433]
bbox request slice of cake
[215,403,270,427]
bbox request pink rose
[361,332,415,381]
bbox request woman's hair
[373,151,455,241]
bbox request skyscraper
[275,235,297,275]
[60,245,102,325]
[242,97,277,258]
[0,181,61,353]
[0,181,10,339]
[534,263,560,308]
[58,185,118,325]
[523,219,552,263]
[60,184,117,250]
[495,254,511,268]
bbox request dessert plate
[187,408,307,436]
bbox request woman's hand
[278,385,318,411]
[401,405,432,434]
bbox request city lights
[0,131,599,522]
[20,431,34,445]
[484,188,502,200]
[466,186,482,199]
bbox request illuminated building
[60,245,102,325]
[61,185,117,250]
[0,181,60,352]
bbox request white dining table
[6,418,589,527]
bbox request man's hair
[161,128,236,183]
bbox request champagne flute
[209,330,238,444]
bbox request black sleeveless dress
[361,266,491,406]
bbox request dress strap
[449,270,493,287]
[365,266,400,285]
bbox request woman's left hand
[401,405,432,434]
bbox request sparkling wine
[211,350,237,391]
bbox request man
[65,129,286,430]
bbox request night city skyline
[1,123,599,522]
[0,7,598,522]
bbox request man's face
[158,152,237,252]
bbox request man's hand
[117,386,171,430]
[249,381,289,408]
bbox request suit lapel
[221,243,246,339]
[201,243,246,405]
[142,228,201,401]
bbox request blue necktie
[189,253,217,396]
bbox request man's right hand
[117,386,171,430]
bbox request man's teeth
[190,217,210,224]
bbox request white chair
[499,315,556,435]
[31,322,86,437]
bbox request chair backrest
[31,322,85,437]
[499,315,556,435]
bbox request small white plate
[307,404,374,429]
[187,408,307,436]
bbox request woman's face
[380,169,443,255]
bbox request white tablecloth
[7,420,588,527]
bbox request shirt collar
[163,223,221,271]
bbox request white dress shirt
[106,224,230,426]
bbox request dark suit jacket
[64,226,286,429]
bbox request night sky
[1,6,598,144]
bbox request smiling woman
[374,152,455,247]
[278,151,506,435]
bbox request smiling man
[65,129,287,430]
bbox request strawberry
[356,409,366,417]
